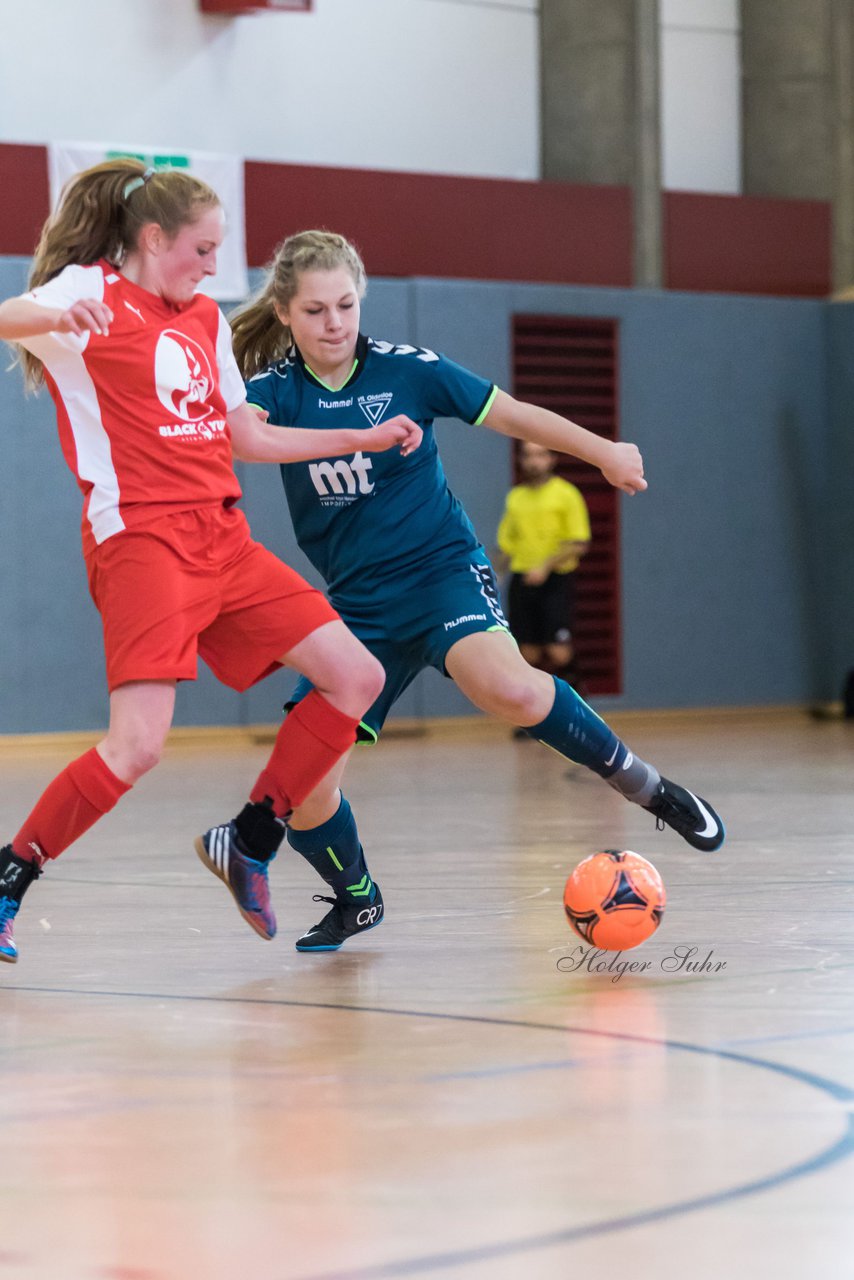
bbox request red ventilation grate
[200,1,311,12]
[511,316,621,695]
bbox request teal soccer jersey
[246,334,498,611]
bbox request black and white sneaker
[0,846,41,964]
[295,885,384,952]
[194,823,277,940]
[644,777,725,852]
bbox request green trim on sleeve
[473,384,499,426]
[247,402,267,413]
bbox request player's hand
[601,441,647,495]
[524,567,549,586]
[57,299,114,337]
[363,415,423,456]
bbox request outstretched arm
[482,389,647,496]
[227,400,423,464]
[0,294,114,341]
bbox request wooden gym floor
[1,709,852,1280]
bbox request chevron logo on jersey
[369,339,439,363]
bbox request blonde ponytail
[229,281,295,381]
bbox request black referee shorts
[507,571,577,647]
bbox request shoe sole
[295,915,384,953]
[0,951,17,964]
[193,836,275,941]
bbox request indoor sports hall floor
[1,709,852,1280]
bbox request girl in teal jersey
[197,230,725,952]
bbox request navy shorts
[287,557,510,741]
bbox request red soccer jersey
[21,260,247,555]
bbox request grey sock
[606,751,661,806]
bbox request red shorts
[86,505,337,693]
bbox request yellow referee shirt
[497,476,591,574]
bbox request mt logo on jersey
[155,330,215,422]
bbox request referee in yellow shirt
[497,441,591,690]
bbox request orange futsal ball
[563,850,666,951]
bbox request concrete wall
[541,0,742,193]
[0,256,833,735]
[741,0,834,201]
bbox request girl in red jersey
[0,160,421,963]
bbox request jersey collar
[293,333,369,393]
[99,258,194,316]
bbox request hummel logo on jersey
[309,452,374,501]
[358,392,393,426]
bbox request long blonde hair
[230,230,367,380]
[20,158,219,388]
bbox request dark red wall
[0,142,831,296]
[665,191,831,297]
[245,162,633,285]
[0,144,51,256]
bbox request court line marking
[3,983,854,1278]
[722,1024,854,1047]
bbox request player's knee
[352,650,385,711]
[485,678,545,726]
[325,647,384,716]
[114,731,166,781]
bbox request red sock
[250,691,359,817]
[13,747,132,862]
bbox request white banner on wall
[47,142,249,301]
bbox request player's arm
[525,538,591,584]
[481,389,647,496]
[226,400,423,464]
[547,539,591,572]
[0,294,113,340]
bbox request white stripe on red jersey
[21,261,247,554]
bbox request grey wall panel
[825,302,854,696]
[403,278,828,710]
[0,258,108,733]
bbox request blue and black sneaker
[194,820,279,940]
[0,845,41,964]
[295,884,384,952]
